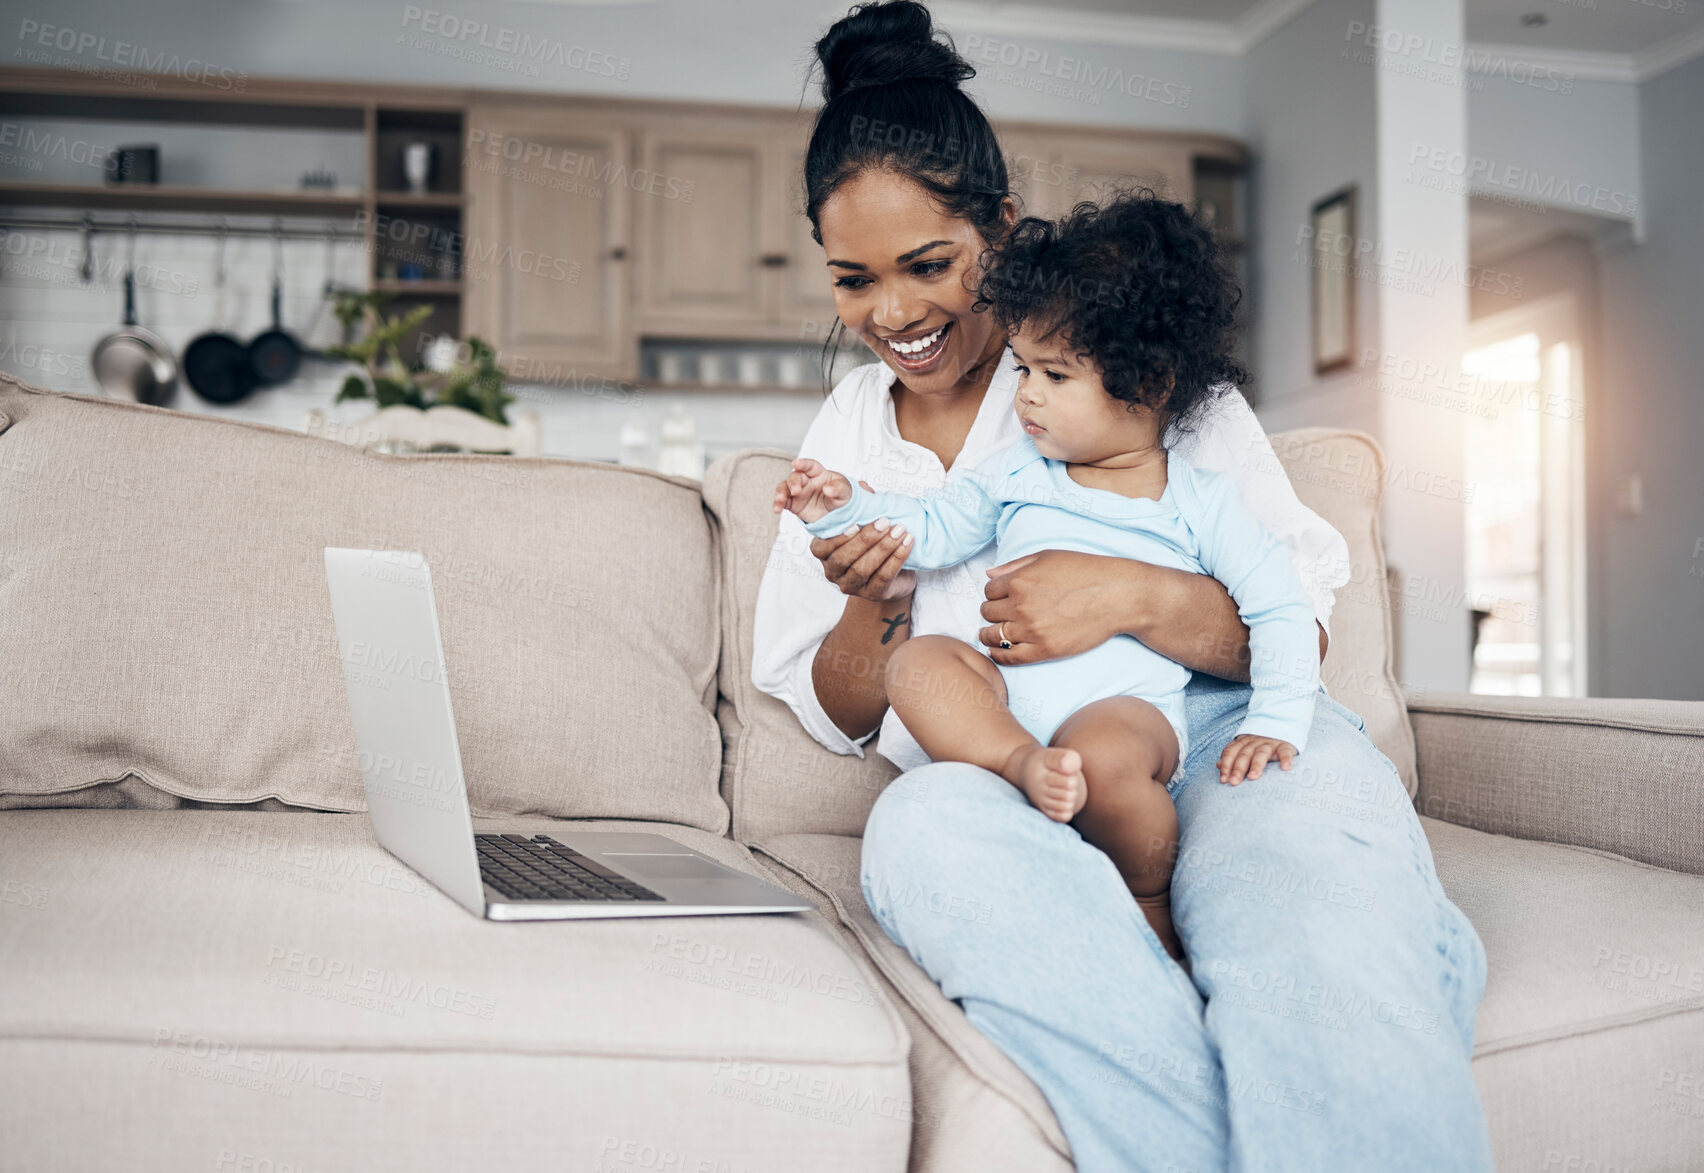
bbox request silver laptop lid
[322,548,486,915]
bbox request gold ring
[998,623,1012,650]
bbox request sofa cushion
[702,451,901,842]
[0,810,910,1173]
[1423,816,1704,1171]
[751,832,1074,1173]
[705,428,1413,841]
[0,376,726,830]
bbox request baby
[774,193,1320,960]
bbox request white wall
[1596,52,1704,700]
[1242,0,1380,437]
[1466,74,1642,233]
[1372,0,1471,692]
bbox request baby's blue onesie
[803,435,1321,774]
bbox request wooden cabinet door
[1050,136,1194,211]
[463,106,632,379]
[777,135,841,338]
[998,129,1068,221]
[635,128,779,329]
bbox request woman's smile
[816,169,1010,402]
[882,321,953,373]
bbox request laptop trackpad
[605,853,729,880]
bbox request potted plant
[328,290,514,425]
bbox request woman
[752,4,1494,1170]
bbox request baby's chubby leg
[1052,697,1184,960]
[884,635,1086,821]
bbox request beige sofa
[1,373,1700,1173]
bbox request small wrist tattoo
[879,611,911,645]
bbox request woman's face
[816,169,1010,396]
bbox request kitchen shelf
[372,279,462,295]
[0,89,365,130]
[641,381,824,395]
[0,180,365,216]
[374,192,465,208]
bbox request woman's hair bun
[815,1,974,102]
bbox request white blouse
[751,349,1352,772]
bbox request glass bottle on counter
[655,402,704,479]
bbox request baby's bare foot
[1002,744,1086,822]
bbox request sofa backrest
[705,427,1416,844]
[0,376,730,832]
[1269,429,1417,794]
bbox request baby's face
[1008,327,1159,463]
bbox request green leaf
[372,376,414,408]
[336,374,369,402]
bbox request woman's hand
[977,550,1133,665]
[979,548,1281,679]
[809,482,915,602]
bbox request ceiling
[969,0,1262,21]
[1466,0,1704,56]
[944,0,1704,59]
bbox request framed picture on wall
[1310,186,1355,374]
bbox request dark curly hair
[974,188,1248,437]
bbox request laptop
[322,547,812,921]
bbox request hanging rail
[0,212,366,241]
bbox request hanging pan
[90,219,178,406]
[182,223,255,403]
[247,222,302,388]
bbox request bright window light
[1462,333,1541,383]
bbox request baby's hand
[1217,735,1297,785]
[772,457,854,523]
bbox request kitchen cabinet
[463,105,634,379]
[1055,134,1195,210]
[467,107,1238,379]
[778,139,841,331]
[1000,129,1070,221]
[465,102,1240,378]
[635,125,775,329]
[633,110,823,341]
[1003,128,1196,220]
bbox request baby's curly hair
[974,188,1248,436]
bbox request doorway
[1461,293,1587,696]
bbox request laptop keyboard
[475,834,665,903]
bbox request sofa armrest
[1409,692,1704,876]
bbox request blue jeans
[861,676,1492,1173]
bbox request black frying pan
[91,224,178,406]
[247,226,301,387]
[183,226,254,403]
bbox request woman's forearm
[1122,563,1252,681]
[812,593,914,739]
[1121,563,1327,681]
